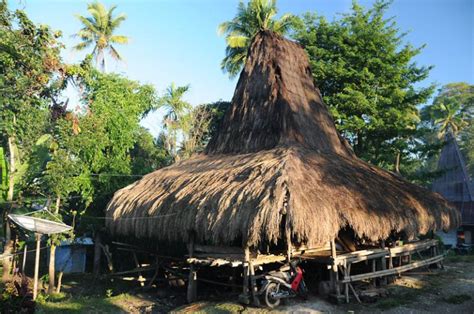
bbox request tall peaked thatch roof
[106,31,459,247]
[432,133,474,224]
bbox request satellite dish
[8,214,72,235]
[7,210,73,301]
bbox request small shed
[48,237,93,274]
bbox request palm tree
[159,83,192,160]
[73,1,129,72]
[433,101,469,139]
[218,0,294,78]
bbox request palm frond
[72,40,94,51]
[110,35,129,44]
[110,13,127,29]
[226,34,249,48]
[108,45,122,61]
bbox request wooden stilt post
[33,234,41,301]
[330,239,340,296]
[249,260,260,306]
[132,252,145,287]
[285,220,292,263]
[22,244,27,274]
[380,240,387,285]
[372,259,377,287]
[187,233,197,303]
[344,264,349,303]
[242,247,250,304]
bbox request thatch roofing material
[206,31,353,157]
[106,31,459,247]
[107,146,456,247]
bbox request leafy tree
[73,1,128,71]
[292,0,434,174]
[219,0,293,77]
[64,59,159,215]
[0,1,62,280]
[131,127,171,175]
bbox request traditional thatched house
[433,133,474,245]
[106,31,459,302]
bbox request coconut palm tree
[73,1,129,72]
[433,101,469,139]
[218,0,294,78]
[159,83,192,160]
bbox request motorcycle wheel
[264,282,281,308]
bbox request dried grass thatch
[106,31,459,248]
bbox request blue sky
[10,0,474,136]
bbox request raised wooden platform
[184,239,443,305]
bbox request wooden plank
[389,240,438,256]
[342,255,444,283]
[335,250,388,265]
[110,265,156,276]
[194,244,243,255]
[194,253,245,260]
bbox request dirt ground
[10,254,472,313]
[175,254,474,313]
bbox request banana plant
[0,147,7,201]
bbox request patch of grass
[376,298,406,310]
[36,293,129,313]
[442,294,472,304]
[445,252,474,263]
[175,302,246,313]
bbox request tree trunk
[395,151,401,174]
[48,242,56,294]
[2,135,16,282]
[48,196,60,294]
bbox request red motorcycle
[260,259,308,308]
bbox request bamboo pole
[22,244,27,274]
[33,234,41,301]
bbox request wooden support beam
[133,252,145,287]
[286,231,292,263]
[249,260,260,306]
[349,283,361,303]
[330,239,340,296]
[380,241,387,285]
[187,234,197,303]
[33,234,41,301]
[342,255,444,283]
[242,247,250,300]
[148,258,160,288]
